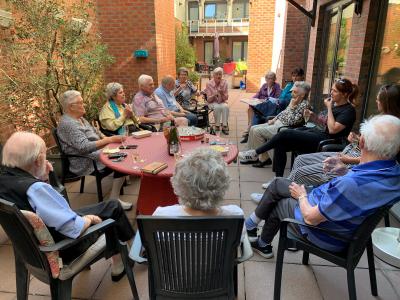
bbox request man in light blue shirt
[0,131,134,281]
[155,75,198,126]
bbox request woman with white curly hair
[153,148,243,218]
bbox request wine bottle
[168,120,180,156]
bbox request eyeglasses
[336,78,346,84]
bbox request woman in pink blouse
[203,67,230,134]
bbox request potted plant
[0,0,114,178]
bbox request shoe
[262,179,274,189]
[242,131,249,137]
[240,134,248,143]
[252,158,272,168]
[250,193,263,204]
[214,126,220,132]
[118,199,133,211]
[287,247,298,252]
[238,150,258,163]
[221,126,229,135]
[250,240,274,259]
[247,227,258,242]
[111,269,126,282]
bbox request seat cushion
[21,210,60,278]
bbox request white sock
[109,177,125,200]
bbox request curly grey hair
[105,82,123,99]
[293,81,311,99]
[171,148,230,210]
[60,90,81,111]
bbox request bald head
[2,132,46,172]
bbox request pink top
[99,133,238,178]
[204,79,229,104]
[132,91,167,119]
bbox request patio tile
[225,180,240,199]
[313,265,400,300]
[66,175,113,194]
[239,166,274,182]
[244,260,322,300]
[0,292,16,300]
[0,245,16,293]
[29,257,110,298]
[240,181,265,201]
[227,166,240,181]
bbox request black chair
[52,128,113,203]
[273,204,394,300]
[0,198,139,300]
[132,216,253,299]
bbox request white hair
[2,132,45,170]
[138,74,153,87]
[360,115,400,159]
[265,71,276,80]
[293,81,311,99]
[171,148,230,210]
[105,82,123,99]
[212,67,224,75]
[61,90,81,111]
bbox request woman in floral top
[239,81,311,167]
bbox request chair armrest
[236,234,253,263]
[320,144,346,152]
[317,138,344,152]
[281,218,352,243]
[129,231,147,263]
[39,219,115,252]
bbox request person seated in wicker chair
[0,132,135,281]
[99,82,141,135]
[174,67,200,110]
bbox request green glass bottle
[168,120,180,156]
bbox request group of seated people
[0,66,399,288]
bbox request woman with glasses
[99,82,141,135]
[243,78,358,178]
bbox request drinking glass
[131,148,139,163]
[303,110,310,123]
[121,125,129,149]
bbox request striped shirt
[294,159,400,252]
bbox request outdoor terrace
[188,18,249,37]
[0,85,399,300]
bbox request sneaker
[262,179,274,189]
[250,241,274,259]
[238,150,258,163]
[250,193,263,204]
[118,199,133,211]
[247,227,258,242]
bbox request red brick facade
[246,0,276,92]
[96,0,176,99]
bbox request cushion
[21,210,60,278]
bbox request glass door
[364,0,400,117]
[204,41,214,65]
[189,1,199,32]
[317,2,355,105]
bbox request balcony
[188,18,249,37]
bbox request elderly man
[132,74,187,127]
[155,75,198,126]
[0,132,134,281]
[244,115,400,258]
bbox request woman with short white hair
[203,67,230,134]
[99,82,140,135]
[153,148,243,219]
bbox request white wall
[174,0,186,22]
[271,0,286,73]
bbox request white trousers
[248,119,284,162]
[209,102,229,126]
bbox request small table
[99,132,238,215]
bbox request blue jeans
[251,101,280,125]
[185,112,198,126]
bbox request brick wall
[96,0,176,99]
[246,0,276,92]
[276,0,309,85]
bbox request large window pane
[204,3,216,19]
[335,4,354,80]
[232,1,249,19]
[189,2,199,20]
[204,42,214,65]
[365,0,400,117]
[232,41,248,61]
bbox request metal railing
[188,18,249,35]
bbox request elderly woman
[99,82,140,135]
[248,78,358,178]
[174,67,200,109]
[132,74,187,127]
[203,67,230,134]
[57,90,132,210]
[153,148,244,222]
[239,81,311,167]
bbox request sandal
[222,126,229,135]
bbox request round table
[99,132,238,215]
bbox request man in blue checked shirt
[244,114,400,258]
[0,132,134,282]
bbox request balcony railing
[188,18,249,36]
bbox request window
[316,2,355,103]
[204,41,214,65]
[232,0,249,19]
[232,41,248,61]
[188,1,199,20]
[364,0,400,117]
[204,2,227,19]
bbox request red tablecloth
[100,132,238,214]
